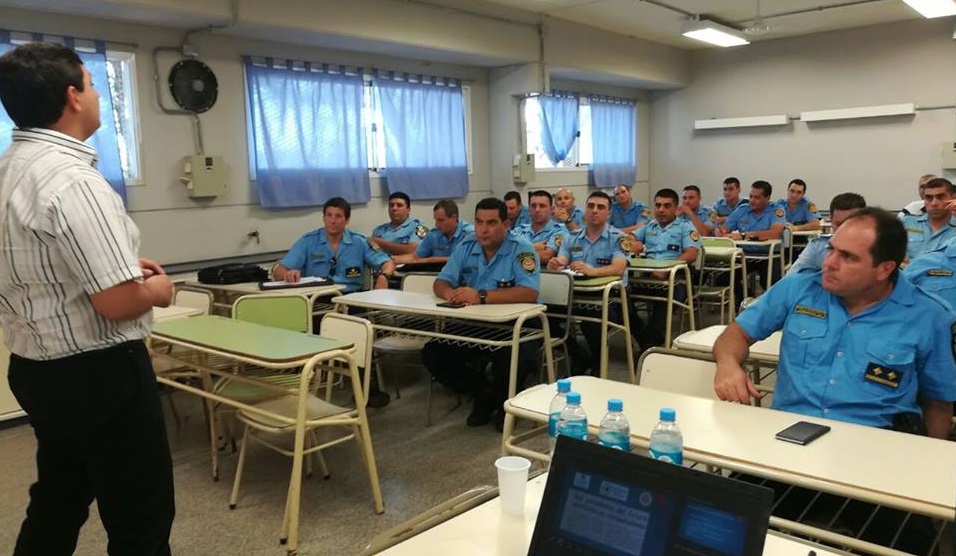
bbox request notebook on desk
[258,276,333,290]
[529,437,774,556]
[395,262,446,273]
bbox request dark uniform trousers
[8,340,175,556]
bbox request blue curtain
[538,93,578,166]
[375,75,468,200]
[244,57,370,208]
[590,96,637,188]
[0,38,127,203]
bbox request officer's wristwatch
[478,289,488,304]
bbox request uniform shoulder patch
[618,235,633,254]
[415,224,428,239]
[554,233,564,248]
[708,211,718,221]
[689,230,700,242]
[808,202,817,213]
[774,208,785,218]
[517,251,537,273]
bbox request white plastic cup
[495,456,531,515]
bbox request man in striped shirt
[0,43,175,555]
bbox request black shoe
[366,391,391,409]
[494,409,506,433]
[466,398,494,427]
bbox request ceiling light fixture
[901,0,956,18]
[681,18,750,47]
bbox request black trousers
[8,340,175,556]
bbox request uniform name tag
[906,227,924,234]
[864,363,901,389]
[794,305,826,319]
[570,246,584,253]
[309,253,325,262]
[928,269,954,277]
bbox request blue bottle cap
[557,379,572,393]
[566,392,581,404]
[608,398,623,412]
[660,407,676,421]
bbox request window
[524,96,592,170]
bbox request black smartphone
[775,421,831,445]
[436,301,466,309]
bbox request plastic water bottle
[548,379,572,453]
[556,392,588,442]
[649,407,683,465]
[598,398,630,451]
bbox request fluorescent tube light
[694,115,789,130]
[901,0,956,18]
[681,19,749,47]
[800,103,915,122]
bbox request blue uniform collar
[946,240,956,256]
[317,228,354,245]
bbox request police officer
[899,174,936,218]
[553,187,585,231]
[395,198,474,264]
[715,207,956,438]
[719,180,786,295]
[610,184,649,234]
[548,191,630,374]
[504,191,531,228]
[274,197,395,292]
[631,188,701,348]
[774,178,821,231]
[512,190,567,265]
[370,191,428,256]
[788,193,866,275]
[710,176,747,226]
[902,238,956,308]
[678,185,714,237]
[898,177,956,261]
[422,198,540,428]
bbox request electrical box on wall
[941,143,956,170]
[181,155,227,197]
[513,153,535,186]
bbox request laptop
[528,436,774,556]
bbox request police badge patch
[415,225,428,239]
[518,252,537,273]
[618,235,633,253]
[774,208,785,218]
[689,230,700,242]
[554,234,564,248]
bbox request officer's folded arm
[90,275,174,321]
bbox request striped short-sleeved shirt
[0,128,149,360]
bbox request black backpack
[197,263,269,285]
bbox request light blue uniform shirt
[677,206,714,231]
[414,220,474,258]
[710,197,747,219]
[279,228,390,293]
[557,224,630,284]
[787,234,830,275]
[512,220,567,249]
[737,272,956,428]
[725,204,787,254]
[610,201,649,230]
[511,206,531,228]
[437,235,540,292]
[556,205,585,228]
[774,198,821,225]
[371,217,428,245]
[898,212,956,260]
[902,241,956,309]
[633,219,701,261]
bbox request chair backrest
[700,237,735,250]
[402,273,438,295]
[232,294,312,333]
[174,286,213,315]
[539,271,573,343]
[637,348,720,401]
[319,313,374,369]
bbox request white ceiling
[473,0,928,48]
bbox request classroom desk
[148,315,381,555]
[570,275,636,381]
[331,290,554,398]
[152,304,203,322]
[184,280,345,315]
[502,377,956,523]
[786,229,823,269]
[734,239,784,292]
[373,473,850,556]
[628,258,696,348]
[673,324,781,363]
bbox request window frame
[523,95,593,172]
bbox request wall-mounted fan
[168,59,218,113]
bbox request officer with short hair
[710,176,747,225]
[774,178,821,231]
[788,193,866,275]
[504,190,531,227]
[719,180,786,296]
[610,184,649,234]
[370,191,428,256]
[512,189,567,265]
[898,177,956,261]
[395,199,475,264]
[902,239,956,308]
[553,188,585,231]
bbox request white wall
[650,18,956,210]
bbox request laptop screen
[529,437,774,556]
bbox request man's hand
[714,360,762,404]
[284,269,301,283]
[140,258,165,279]
[554,207,569,222]
[448,287,480,305]
[650,271,668,280]
[145,274,174,308]
[678,204,693,217]
[946,199,956,216]
[373,273,388,290]
[631,240,645,256]
[729,231,744,241]
[568,261,594,276]
[547,258,567,270]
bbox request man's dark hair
[682,185,701,196]
[844,207,906,278]
[723,177,740,187]
[924,177,956,195]
[529,189,553,205]
[323,197,351,219]
[476,197,507,221]
[433,199,459,219]
[503,191,522,204]
[789,178,807,192]
[0,43,85,129]
[586,191,612,207]
[388,191,411,207]
[654,188,679,204]
[751,180,772,198]
[830,192,866,213]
